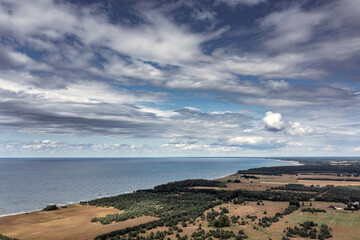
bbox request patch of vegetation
[42,204,58,211]
[207,208,231,228]
[258,201,300,228]
[192,228,241,240]
[0,234,19,240]
[238,165,360,175]
[153,179,226,192]
[270,184,332,193]
[315,186,360,203]
[211,214,230,228]
[301,207,326,213]
[239,175,259,179]
[89,191,219,225]
[284,221,332,239]
[245,215,258,222]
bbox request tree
[213,215,230,228]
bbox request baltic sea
[0,157,298,216]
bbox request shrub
[42,205,58,211]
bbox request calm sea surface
[0,157,298,216]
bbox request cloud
[0,0,359,156]
[21,140,60,150]
[354,147,360,152]
[260,6,327,49]
[227,136,264,146]
[265,80,290,90]
[0,100,171,137]
[286,121,314,136]
[217,0,267,7]
[0,0,227,67]
[191,9,216,21]
[263,111,284,132]
[0,46,33,68]
[263,111,314,136]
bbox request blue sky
[0,0,360,157]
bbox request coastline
[0,158,300,218]
[3,159,360,240]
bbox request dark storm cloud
[0,101,169,137]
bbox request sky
[0,0,360,157]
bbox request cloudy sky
[0,0,360,157]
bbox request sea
[0,157,299,216]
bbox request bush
[212,215,230,228]
[42,205,58,211]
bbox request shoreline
[0,158,300,218]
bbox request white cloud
[0,0,227,66]
[260,6,327,49]
[191,9,216,21]
[138,106,178,118]
[353,147,360,152]
[265,80,290,90]
[263,112,314,136]
[263,111,284,131]
[286,121,314,136]
[227,136,264,146]
[288,142,304,147]
[21,140,60,150]
[0,77,162,104]
[184,107,201,112]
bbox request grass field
[216,173,360,191]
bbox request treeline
[237,165,360,175]
[192,229,248,240]
[239,175,259,179]
[270,184,332,193]
[315,186,360,203]
[301,208,326,213]
[94,220,162,240]
[274,157,360,165]
[0,234,19,240]
[153,179,226,192]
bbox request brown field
[329,161,352,165]
[297,180,360,186]
[297,173,360,179]
[0,204,158,240]
[214,174,298,191]
[296,173,360,186]
[215,173,360,189]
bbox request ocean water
[0,157,298,216]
